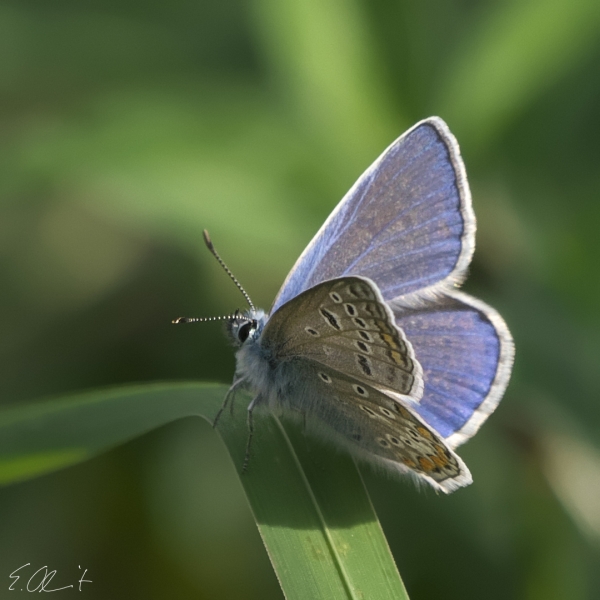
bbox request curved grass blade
[0,382,408,599]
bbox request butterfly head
[226,309,266,347]
[172,230,267,344]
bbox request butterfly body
[197,117,513,493]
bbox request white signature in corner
[8,564,92,592]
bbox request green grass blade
[0,382,226,483]
[218,394,409,599]
[0,382,408,599]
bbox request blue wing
[271,117,475,314]
[393,290,514,447]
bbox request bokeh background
[1,0,600,598]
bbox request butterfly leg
[242,394,261,474]
[213,376,245,428]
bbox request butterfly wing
[273,351,472,493]
[392,290,514,448]
[262,276,423,402]
[260,276,472,492]
[271,117,474,313]
[254,117,512,489]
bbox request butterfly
[175,117,514,493]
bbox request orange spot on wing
[431,454,447,468]
[434,444,451,459]
[380,332,391,344]
[418,457,435,472]
[398,406,413,420]
[416,426,433,440]
[390,350,406,366]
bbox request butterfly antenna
[203,229,255,311]
[172,309,253,325]
[173,314,232,324]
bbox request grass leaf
[0,382,408,599]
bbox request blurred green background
[1,0,600,598]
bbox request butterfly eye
[237,322,253,344]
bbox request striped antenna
[203,230,255,311]
[172,310,252,325]
[172,232,256,326]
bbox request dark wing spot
[356,354,372,376]
[358,330,372,341]
[305,327,320,336]
[318,372,332,383]
[320,308,341,330]
[344,303,357,316]
[353,317,367,329]
[329,292,342,303]
[355,340,370,353]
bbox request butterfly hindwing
[262,276,423,400]
[392,290,514,448]
[277,358,471,493]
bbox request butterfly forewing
[271,118,474,313]
[262,277,423,400]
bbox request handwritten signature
[9,564,91,592]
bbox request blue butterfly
[176,117,514,493]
